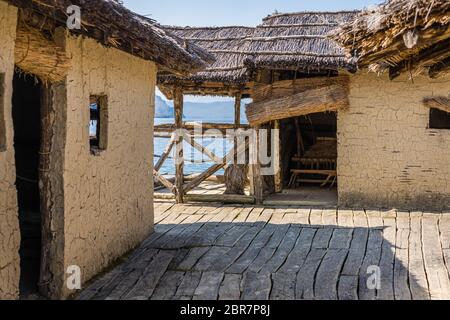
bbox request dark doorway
[12,71,42,298]
[265,112,338,207]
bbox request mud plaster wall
[61,36,155,297]
[338,72,450,210]
[0,2,19,300]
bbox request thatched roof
[248,11,358,72]
[334,0,450,78]
[161,26,256,84]
[5,0,214,76]
[158,11,358,96]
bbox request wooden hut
[157,11,358,205]
[330,0,450,210]
[0,0,211,299]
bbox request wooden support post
[174,87,184,203]
[274,120,282,193]
[234,92,242,127]
[250,125,264,204]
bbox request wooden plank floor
[78,203,450,300]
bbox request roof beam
[388,39,450,80]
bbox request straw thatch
[158,11,358,96]
[248,11,358,72]
[6,0,214,76]
[15,20,70,82]
[161,26,256,84]
[334,0,450,78]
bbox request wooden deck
[78,202,450,300]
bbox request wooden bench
[288,169,337,189]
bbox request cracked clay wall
[338,72,450,211]
[0,2,19,300]
[61,36,155,297]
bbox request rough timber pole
[234,92,242,161]
[250,125,264,204]
[174,87,184,203]
[274,120,282,193]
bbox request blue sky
[123,0,381,27]
[122,0,381,102]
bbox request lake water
[154,118,247,175]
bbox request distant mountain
[155,96,248,123]
[155,96,174,118]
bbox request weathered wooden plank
[176,247,210,271]
[91,248,159,300]
[322,209,338,227]
[259,226,301,274]
[226,224,277,274]
[246,83,349,126]
[408,215,431,300]
[394,227,412,300]
[219,274,242,300]
[241,272,272,300]
[439,213,450,279]
[247,224,290,273]
[210,224,266,272]
[422,213,450,300]
[193,272,225,300]
[246,207,265,223]
[77,266,124,300]
[233,207,253,224]
[376,214,396,300]
[161,214,205,249]
[295,249,327,300]
[270,272,296,300]
[337,210,354,228]
[315,249,349,300]
[151,271,185,300]
[311,228,333,249]
[358,228,383,300]
[352,210,368,228]
[215,225,250,247]
[279,228,316,273]
[309,209,323,226]
[174,271,202,300]
[329,228,353,249]
[341,228,369,277]
[123,250,176,300]
[338,275,358,301]
[194,246,231,271]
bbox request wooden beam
[274,120,282,193]
[182,131,222,164]
[360,23,450,67]
[423,96,450,114]
[154,193,255,204]
[250,126,264,204]
[154,133,176,172]
[153,169,175,192]
[234,92,242,126]
[174,87,184,203]
[389,39,450,80]
[429,56,450,79]
[183,141,248,193]
[185,194,255,204]
[246,84,349,126]
[154,122,250,133]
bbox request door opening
[266,112,338,206]
[12,71,42,298]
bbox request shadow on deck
[77,203,450,300]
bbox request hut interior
[267,112,338,206]
[12,71,42,297]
